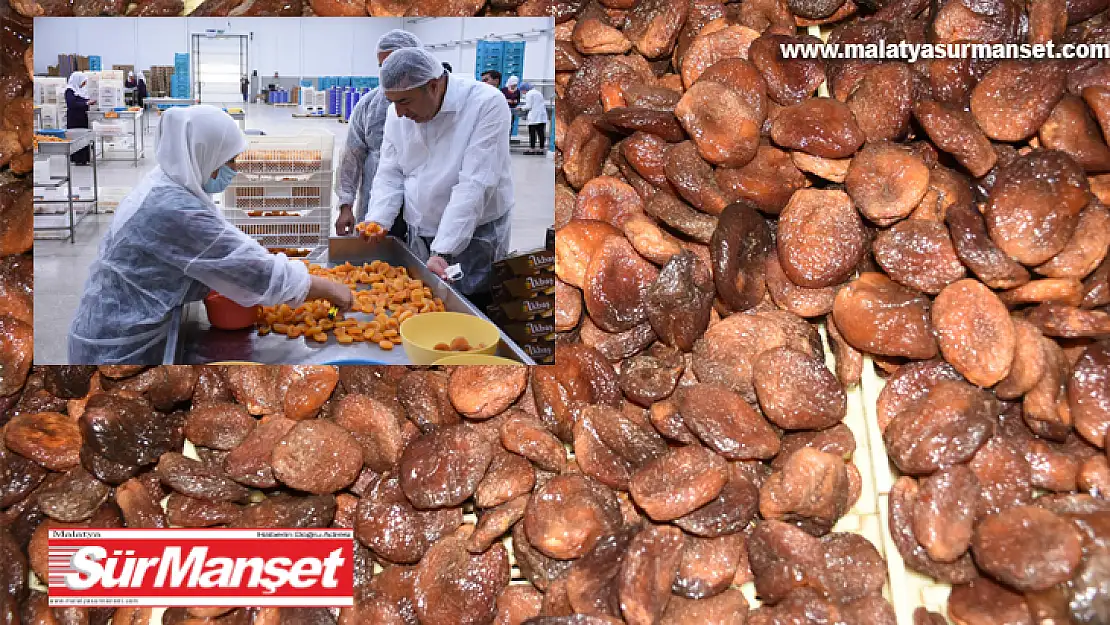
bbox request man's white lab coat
[366,75,515,258]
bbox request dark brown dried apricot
[629,444,730,521]
[448,365,528,420]
[971,61,1066,141]
[184,402,255,451]
[932,279,1016,387]
[945,198,1031,290]
[759,448,850,534]
[985,150,1090,266]
[583,233,660,334]
[948,577,1034,625]
[777,189,865,288]
[845,142,931,227]
[665,141,731,215]
[645,250,715,352]
[753,347,845,431]
[618,525,685,625]
[524,473,622,559]
[1039,94,1110,172]
[676,383,780,460]
[913,100,997,178]
[675,81,760,168]
[271,420,362,495]
[883,379,998,474]
[887,477,980,584]
[5,412,81,471]
[413,530,510,625]
[832,273,938,359]
[912,465,979,563]
[715,144,808,215]
[693,309,822,403]
[847,62,914,143]
[770,98,864,159]
[710,200,772,312]
[399,424,493,509]
[972,505,1082,591]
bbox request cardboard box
[487,295,555,323]
[493,249,554,279]
[501,318,555,346]
[492,270,555,302]
[520,341,555,364]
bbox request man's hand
[357,221,387,242]
[427,255,450,280]
[335,204,355,236]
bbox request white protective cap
[380,47,445,92]
[156,105,247,201]
[376,29,423,55]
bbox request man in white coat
[359,47,513,312]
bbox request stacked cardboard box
[487,249,555,364]
[147,66,174,97]
[113,64,134,79]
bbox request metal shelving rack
[90,109,146,167]
[33,129,101,244]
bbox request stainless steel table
[33,129,100,244]
[144,98,196,135]
[90,109,145,167]
[163,236,536,365]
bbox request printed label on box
[48,529,354,607]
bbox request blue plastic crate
[38,128,66,138]
[89,56,102,71]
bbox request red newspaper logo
[48,529,354,608]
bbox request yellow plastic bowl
[434,354,522,366]
[400,312,500,365]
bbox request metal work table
[33,129,100,244]
[144,98,196,134]
[89,109,145,166]
[163,237,536,365]
[228,110,246,131]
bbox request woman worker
[334,29,423,238]
[67,105,353,364]
[359,48,513,312]
[65,72,94,166]
[519,82,547,156]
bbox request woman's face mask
[202,164,237,193]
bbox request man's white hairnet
[376,29,423,55]
[67,72,88,98]
[156,105,247,202]
[506,76,519,88]
[380,48,445,92]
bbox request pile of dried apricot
[355,222,384,237]
[258,261,447,350]
[433,336,489,352]
[555,0,1110,621]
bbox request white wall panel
[34,17,553,80]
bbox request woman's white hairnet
[506,76,519,88]
[67,72,88,98]
[380,48,445,92]
[376,29,423,55]
[156,105,247,201]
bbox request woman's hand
[307,276,353,312]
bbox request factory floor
[33,102,556,364]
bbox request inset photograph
[32,17,555,365]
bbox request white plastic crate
[224,179,329,210]
[233,130,335,179]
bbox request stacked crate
[221,131,335,259]
[486,249,555,364]
[171,53,190,99]
[146,66,175,97]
